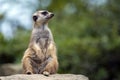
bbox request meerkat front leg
[43,43,58,76]
[43,57,58,76]
[22,48,34,74]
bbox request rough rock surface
[0,74,89,80]
[0,64,22,76]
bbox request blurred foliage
[0,0,120,80]
[0,28,30,63]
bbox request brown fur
[22,10,58,75]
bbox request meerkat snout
[51,13,54,17]
[47,13,54,19]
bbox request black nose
[51,13,54,17]
[33,15,38,21]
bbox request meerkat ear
[33,15,38,22]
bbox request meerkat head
[32,10,54,24]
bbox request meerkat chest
[36,30,49,38]
[38,31,49,48]
[34,29,51,49]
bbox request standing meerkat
[22,10,58,76]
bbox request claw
[43,71,50,76]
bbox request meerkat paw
[43,71,50,76]
[26,71,33,75]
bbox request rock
[0,64,89,80]
[0,64,22,76]
[0,74,89,80]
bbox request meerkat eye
[41,11,48,16]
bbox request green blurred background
[0,0,120,80]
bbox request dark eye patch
[33,15,38,21]
[41,11,48,15]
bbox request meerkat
[22,10,58,76]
